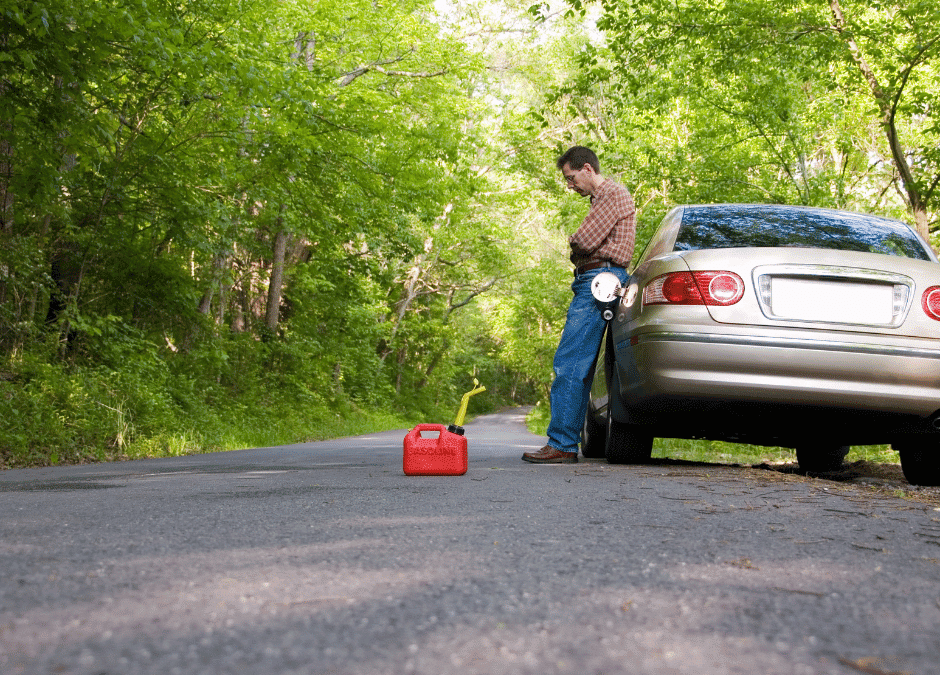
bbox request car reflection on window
[673,205,931,261]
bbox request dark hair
[557,146,600,173]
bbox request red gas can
[403,423,468,476]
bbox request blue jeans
[546,266,630,452]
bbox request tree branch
[337,51,446,87]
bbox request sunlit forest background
[2,0,939,466]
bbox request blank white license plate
[770,277,893,324]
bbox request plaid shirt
[568,178,636,269]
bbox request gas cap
[590,271,622,303]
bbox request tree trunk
[197,286,214,316]
[265,226,288,335]
[293,31,316,72]
[416,338,449,389]
[45,241,85,357]
[197,250,228,317]
[830,0,931,242]
[0,32,12,235]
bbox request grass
[652,438,898,466]
[525,403,899,466]
[116,407,418,464]
[1,396,420,469]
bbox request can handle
[406,423,446,440]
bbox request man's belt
[574,260,612,277]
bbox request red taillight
[922,286,940,320]
[661,272,701,304]
[644,271,745,306]
[699,271,746,305]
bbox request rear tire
[581,403,607,459]
[606,418,653,465]
[795,444,849,473]
[894,441,940,486]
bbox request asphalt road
[1,408,939,675]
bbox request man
[522,146,636,464]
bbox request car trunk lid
[674,248,940,338]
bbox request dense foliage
[1,0,937,467]
[540,0,940,246]
[0,0,555,466]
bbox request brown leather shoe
[522,445,579,464]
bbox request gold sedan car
[583,204,940,485]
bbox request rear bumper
[614,330,940,420]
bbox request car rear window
[674,205,932,260]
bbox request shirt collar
[589,177,610,202]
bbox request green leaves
[2,0,539,439]
[555,0,940,242]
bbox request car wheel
[893,441,940,486]
[605,418,653,464]
[581,403,607,459]
[795,444,849,473]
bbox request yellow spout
[453,378,486,427]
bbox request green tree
[549,0,940,242]
[0,0,545,465]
